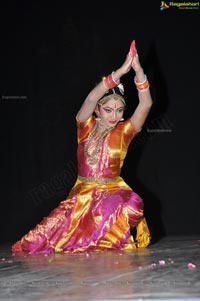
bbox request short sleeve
[116,118,139,147]
[76,115,96,143]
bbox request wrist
[135,68,145,82]
[134,74,150,92]
[112,68,124,81]
[103,71,120,89]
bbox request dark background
[1,2,199,244]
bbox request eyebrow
[103,106,124,109]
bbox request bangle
[136,80,150,90]
[103,71,120,89]
[134,74,147,85]
[138,87,150,92]
[134,74,150,91]
[111,71,119,85]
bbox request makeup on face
[99,99,125,127]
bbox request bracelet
[137,87,150,92]
[111,71,119,85]
[134,74,150,91]
[136,80,150,90]
[134,74,147,85]
[103,71,120,89]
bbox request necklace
[84,121,113,165]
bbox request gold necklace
[84,121,113,165]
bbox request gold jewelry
[103,71,120,89]
[134,74,150,91]
[78,175,117,184]
[84,121,113,165]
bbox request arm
[130,54,153,131]
[76,53,133,122]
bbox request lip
[109,121,117,124]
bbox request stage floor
[0,236,200,301]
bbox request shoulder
[115,118,137,134]
[76,115,96,129]
[114,118,139,146]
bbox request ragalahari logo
[160,1,200,10]
[160,1,170,10]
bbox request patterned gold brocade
[12,115,151,254]
[78,175,117,184]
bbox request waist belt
[78,175,117,184]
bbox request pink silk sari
[12,116,150,254]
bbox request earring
[120,118,124,121]
[96,117,101,121]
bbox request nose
[112,110,117,120]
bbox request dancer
[12,41,153,254]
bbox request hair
[98,83,126,107]
[97,93,126,107]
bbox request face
[97,97,125,128]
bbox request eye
[117,108,124,113]
[103,108,112,113]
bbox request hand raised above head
[131,53,143,73]
[129,40,137,58]
[118,52,133,75]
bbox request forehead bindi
[102,99,124,109]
